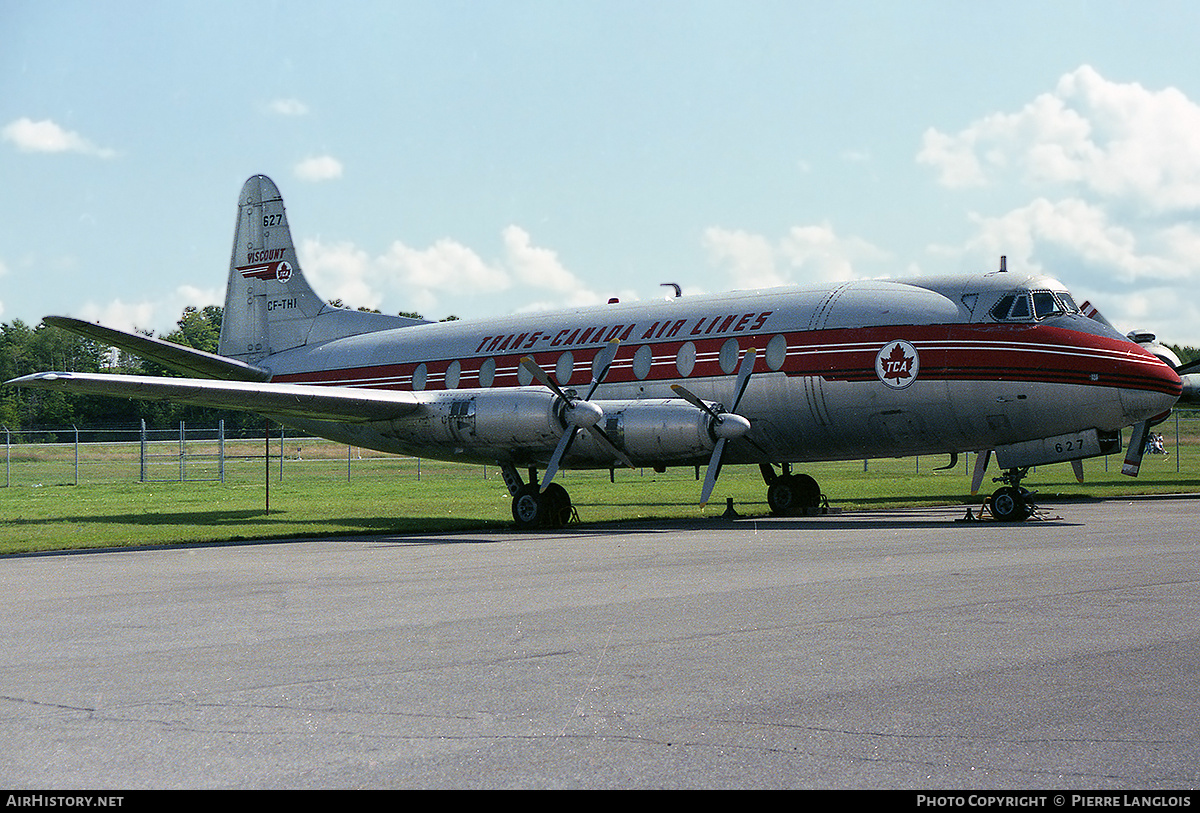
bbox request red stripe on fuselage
[270,323,1182,398]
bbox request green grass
[2,433,1198,554]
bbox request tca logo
[875,340,919,389]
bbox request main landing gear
[988,467,1035,522]
[503,465,574,531]
[760,463,824,516]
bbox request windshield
[990,289,1079,322]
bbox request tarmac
[2,496,1199,789]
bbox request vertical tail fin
[218,175,423,365]
[219,175,323,363]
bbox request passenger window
[478,357,496,388]
[676,342,696,377]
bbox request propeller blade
[1079,300,1116,330]
[670,383,722,421]
[1176,358,1200,376]
[1122,420,1150,477]
[520,356,569,400]
[585,339,620,400]
[539,427,578,492]
[699,438,726,507]
[970,450,991,495]
[1071,458,1085,483]
[729,347,756,412]
[585,424,635,470]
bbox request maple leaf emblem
[882,343,913,382]
[875,340,920,389]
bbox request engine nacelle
[392,391,718,467]
[389,389,561,458]
[573,399,715,465]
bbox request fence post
[219,419,225,483]
[140,419,146,482]
[73,425,79,486]
[4,426,9,488]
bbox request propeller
[520,340,633,491]
[671,347,757,507]
[1080,308,1188,470]
[969,450,991,495]
[1122,420,1151,477]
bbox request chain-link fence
[0,421,451,488]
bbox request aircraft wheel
[540,483,572,529]
[512,484,543,530]
[767,473,821,516]
[990,486,1030,522]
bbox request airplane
[6,174,1194,528]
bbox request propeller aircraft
[7,175,1191,528]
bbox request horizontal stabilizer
[45,316,271,382]
[6,372,420,423]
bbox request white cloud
[918,66,1200,215]
[702,228,786,289]
[951,198,1189,283]
[1,118,115,158]
[916,66,1200,343]
[293,155,343,182]
[298,228,610,317]
[703,223,891,288]
[74,285,223,336]
[267,98,309,116]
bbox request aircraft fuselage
[263,274,1180,471]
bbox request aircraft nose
[1119,357,1182,422]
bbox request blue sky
[5,0,1200,344]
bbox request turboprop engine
[393,389,721,468]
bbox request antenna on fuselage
[999,256,1007,272]
[661,283,682,298]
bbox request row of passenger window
[410,335,791,391]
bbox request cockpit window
[1009,294,1030,319]
[991,289,1078,322]
[990,294,1016,320]
[991,292,1032,320]
[1032,291,1062,319]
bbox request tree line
[0,305,265,435]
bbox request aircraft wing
[6,372,420,423]
[44,316,272,382]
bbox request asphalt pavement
[2,496,1198,789]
